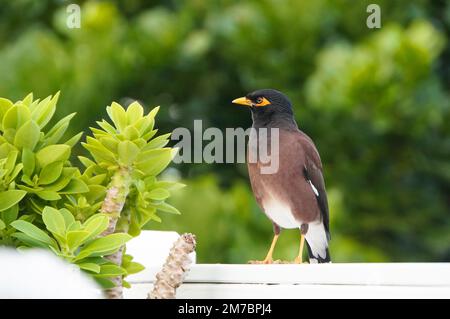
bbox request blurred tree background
[0,0,448,262]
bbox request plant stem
[148,233,196,299]
[100,166,132,299]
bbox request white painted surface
[125,230,196,283]
[122,232,450,299]
[182,263,450,286]
[125,283,450,299]
[125,263,450,299]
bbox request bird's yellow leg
[249,234,279,264]
[294,234,305,264]
[262,234,279,264]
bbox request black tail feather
[306,241,331,263]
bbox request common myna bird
[233,89,331,263]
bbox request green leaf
[44,167,77,192]
[88,173,107,185]
[0,219,5,230]
[0,98,13,130]
[66,230,91,250]
[155,202,181,215]
[123,261,145,275]
[96,264,127,278]
[60,179,89,194]
[30,95,50,113]
[39,161,64,185]
[12,232,49,248]
[7,164,22,183]
[98,136,118,153]
[14,120,40,150]
[77,263,101,273]
[2,104,31,130]
[147,106,160,120]
[10,220,56,247]
[32,92,59,128]
[1,204,19,225]
[59,208,75,228]
[42,206,66,237]
[148,188,170,200]
[36,144,70,168]
[21,93,33,106]
[135,148,174,176]
[91,127,108,138]
[94,277,115,289]
[144,133,171,150]
[5,150,18,173]
[83,214,109,240]
[82,142,117,164]
[64,132,83,148]
[75,233,132,261]
[78,156,96,168]
[85,185,106,203]
[122,126,139,140]
[107,102,127,132]
[43,113,75,146]
[118,141,140,166]
[36,190,61,201]
[0,143,15,159]
[77,256,110,265]
[96,120,117,135]
[122,253,133,265]
[135,117,154,136]
[0,190,27,211]
[67,221,82,232]
[154,181,186,192]
[21,148,35,177]
[122,280,131,289]
[126,101,144,125]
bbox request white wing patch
[308,180,319,196]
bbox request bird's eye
[255,97,263,104]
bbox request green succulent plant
[81,100,182,297]
[82,101,180,233]
[0,93,87,245]
[10,206,136,288]
[0,93,182,297]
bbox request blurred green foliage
[0,0,449,262]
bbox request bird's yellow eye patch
[254,97,271,107]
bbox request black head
[232,89,297,129]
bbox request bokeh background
[0,0,449,263]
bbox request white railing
[124,231,450,299]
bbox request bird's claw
[248,259,273,264]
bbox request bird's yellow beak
[232,97,252,107]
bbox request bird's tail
[306,242,331,263]
[304,222,331,263]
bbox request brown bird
[233,89,331,264]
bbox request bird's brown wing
[297,132,331,239]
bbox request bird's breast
[262,197,300,229]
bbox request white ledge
[131,263,450,287]
[124,232,450,298]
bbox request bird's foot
[248,259,296,264]
[293,256,303,264]
[248,258,273,264]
